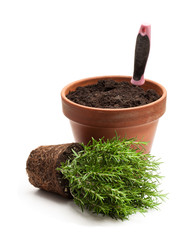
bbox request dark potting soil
[66,79,160,109]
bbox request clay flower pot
[61,76,166,152]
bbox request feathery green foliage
[57,137,166,220]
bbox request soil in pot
[66,79,160,109]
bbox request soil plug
[26,137,166,220]
[26,143,83,198]
[131,24,151,86]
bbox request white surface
[0,0,192,239]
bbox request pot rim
[61,75,167,113]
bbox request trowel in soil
[131,24,151,86]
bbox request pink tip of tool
[139,24,151,39]
[131,75,145,86]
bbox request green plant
[57,137,166,220]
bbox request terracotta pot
[61,76,167,152]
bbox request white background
[1,0,192,239]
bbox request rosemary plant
[57,137,166,220]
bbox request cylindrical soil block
[26,143,83,198]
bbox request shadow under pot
[61,75,167,153]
